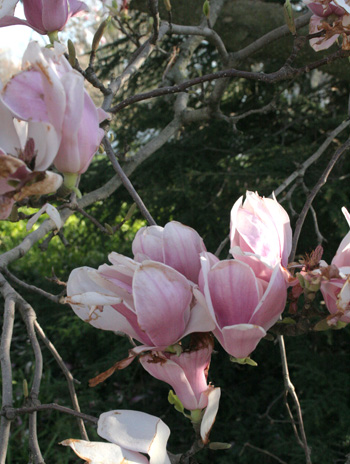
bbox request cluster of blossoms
[0,1,108,220]
[66,192,292,451]
[303,0,350,50]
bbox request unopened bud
[23,379,29,398]
[284,0,296,35]
[209,442,232,450]
[203,0,210,18]
[92,17,110,53]
[67,39,76,67]
[164,0,171,11]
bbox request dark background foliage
[2,1,350,462]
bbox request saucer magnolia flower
[199,252,287,358]
[62,409,171,464]
[67,252,215,349]
[230,191,292,268]
[0,96,62,219]
[0,0,88,35]
[2,42,108,187]
[140,337,214,411]
[320,207,350,322]
[132,221,207,283]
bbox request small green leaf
[279,317,296,325]
[313,319,330,331]
[283,0,296,35]
[209,442,232,450]
[168,390,185,413]
[230,356,258,367]
[124,203,137,222]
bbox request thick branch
[0,292,15,464]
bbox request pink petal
[132,225,164,263]
[163,221,207,283]
[133,262,192,347]
[220,324,266,358]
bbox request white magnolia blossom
[62,410,171,464]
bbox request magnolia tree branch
[103,136,157,225]
[290,136,350,262]
[278,335,312,464]
[109,47,350,113]
[34,321,89,441]
[1,403,97,425]
[274,119,350,198]
[0,292,15,464]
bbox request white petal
[60,439,148,464]
[26,203,62,231]
[0,0,18,18]
[98,410,171,464]
[200,387,221,444]
[66,292,122,306]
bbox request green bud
[92,17,110,53]
[164,0,172,11]
[165,344,183,356]
[209,442,232,450]
[283,0,296,35]
[230,356,258,367]
[67,39,76,67]
[98,144,105,154]
[124,203,137,222]
[297,273,305,288]
[305,277,320,293]
[23,379,29,398]
[63,172,79,190]
[279,317,296,325]
[203,0,210,18]
[104,223,114,235]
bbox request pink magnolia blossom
[199,252,287,359]
[132,221,207,283]
[140,335,214,411]
[0,95,62,219]
[66,252,215,350]
[62,409,171,464]
[320,207,350,322]
[2,42,108,182]
[0,0,88,35]
[304,0,345,17]
[230,191,292,268]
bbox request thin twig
[2,268,65,304]
[34,321,89,440]
[103,136,156,225]
[301,181,327,245]
[215,235,229,257]
[109,47,350,113]
[290,136,350,262]
[278,335,312,464]
[274,119,350,198]
[1,404,97,425]
[240,442,288,464]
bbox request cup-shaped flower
[2,42,108,181]
[0,0,88,35]
[67,252,215,350]
[140,336,214,411]
[132,221,207,283]
[230,191,292,268]
[62,409,171,464]
[199,252,287,358]
[320,207,350,322]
